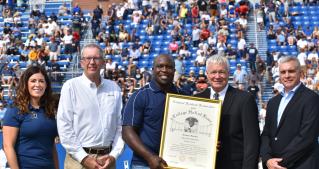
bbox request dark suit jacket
[260,84,319,169]
[195,86,260,169]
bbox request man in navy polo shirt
[122,54,184,169]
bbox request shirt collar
[28,104,42,111]
[211,84,229,96]
[280,82,301,96]
[149,79,178,93]
[81,73,104,88]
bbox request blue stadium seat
[229,59,237,67]
[288,45,297,52]
[122,60,129,67]
[57,61,70,70]
[268,45,278,52]
[279,45,288,52]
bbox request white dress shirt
[209,84,229,102]
[57,74,124,162]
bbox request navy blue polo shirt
[122,80,183,166]
[3,106,58,169]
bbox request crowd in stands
[263,0,319,92]
[0,1,90,105]
[90,0,269,102]
[0,0,319,107]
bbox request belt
[83,146,112,155]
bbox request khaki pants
[64,153,115,169]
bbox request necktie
[213,92,219,100]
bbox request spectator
[197,0,208,16]
[61,30,73,56]
[179,3,188,24]
[72,12,82,34]
[256,55,266,79]
[225,44,236,59]
[219,4,228,18]
[93,5,103,20]
[129,46,141,62]
[1,64,14,87]
[91,15,101,39]
[127,60,138,77]
[47,37,59,62]
[145,22,154,35]
[170,26,182,41]
[228,5,236,18]
[237,35,246,59]
[195,50,206,67]
[131,12,141,25]
[140,41,151,54]
[247,80,261,102]
[267,25,276,39]
[297,48,307,73]
[174,55,184,82]
[58,2,69,16]
[200,26,210,41]
[28,46,38,64]
[307,48,318,62]
[235,15,248,31]
[246,43,258,71]
[47,18,59,36]
[267,0,277,23]
[179,43,191,58]
[192,25,201,47]
[194,75,208,94]
[233,63,248,88]
[72,3,81,15]
[169,39,179,53]
[209,0,218,16]
[255,6,264,31]
[191,3,199,24]
[30,5,41,17]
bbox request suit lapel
[202,88,211,99]
[222,86,235,114]
[276,84,305,131]
[271,95,282,130]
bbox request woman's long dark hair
[15,64,56,118]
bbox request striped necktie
[213,92,219,100]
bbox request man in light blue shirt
[261,56,319,169]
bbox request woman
[2,65,59,169]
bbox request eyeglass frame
[81,56,104,62]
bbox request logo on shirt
[30,111,38,119]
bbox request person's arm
[2,126,19,169]
[122,126,167,168]
[56,82,87,162]
[52,143,59,169]
[242,93,260,169]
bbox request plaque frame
[159,93,222,169]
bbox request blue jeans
[131,164,150,169]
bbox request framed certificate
[159,93,222,169]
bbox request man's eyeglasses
[82,57,103,62]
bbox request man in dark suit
[195,55,260,169]
[260,56,319,169]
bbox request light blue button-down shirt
[277,83,301,126]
